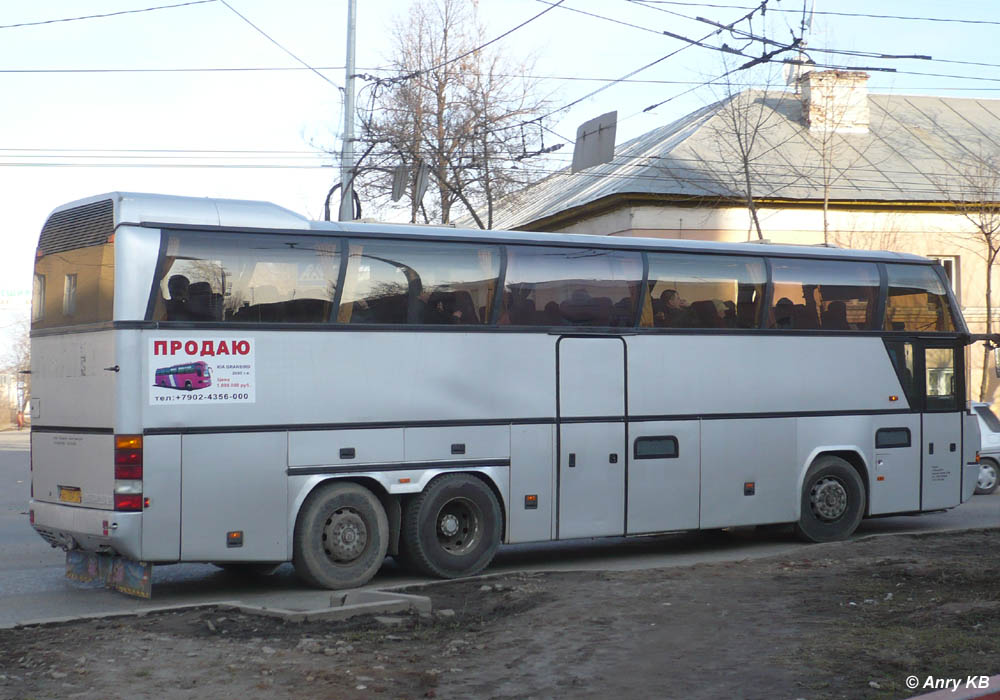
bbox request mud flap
[66,550,153,599]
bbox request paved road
[1,430,997,628]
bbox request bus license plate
[59,486,82,503]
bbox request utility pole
[338,0,357,221]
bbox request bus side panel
[507,424,555,544]
[289,429,404,467]
[180,432,288,561]
[626,420,700,534]
[141,332,556,431]
[141,434,181,562]
[921,412,964,511]
[700,418,797,529]
[626,336,901,416]
[867,415,921,515]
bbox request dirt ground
[0,528,998,700]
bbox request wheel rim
[809,476,849,521]
[322,507,368,563]
[980,464,998,491]
[435,496,483,556]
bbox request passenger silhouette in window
[774,297,794,329]
[165,275,191,321]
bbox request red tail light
[114,460,142,480]
[114,435,143,511]
[114,494,143,512]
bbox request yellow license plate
[59,486,82,504]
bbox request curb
[9,590,433,628]
[219,590,433,623]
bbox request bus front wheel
[293,481,389,589]
[400,473,501,579]
[794,456,865,543]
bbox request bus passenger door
[921,345,963,510]
[557,337,626,539]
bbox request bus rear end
[28,197,149,594]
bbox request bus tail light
[114,435,143,511]
[114,494,143,512]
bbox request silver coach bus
[28,192,982,593]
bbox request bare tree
[2,318,30,423]
[352,0,551,227]
[946,152,1000,401]
[702,61,797,241]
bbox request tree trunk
[980,244,996,401]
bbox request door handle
[928,442,934,455]
[609,453,618,464]
[568,453,576,468]
[950,443,956,452]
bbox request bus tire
[401,473,501,579]
[794,456,865,543]
[293,481,388,590]
[184,380,193,391]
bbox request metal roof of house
[490,90,1000,230]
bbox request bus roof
[53,191,931,264]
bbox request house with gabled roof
[489,70,1000,401]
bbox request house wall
[546,202,1000,403]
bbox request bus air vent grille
[38,199,114,255]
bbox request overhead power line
[0,0,217,30]
[218,0,341,92]
[626,1,1000,26]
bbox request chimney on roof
[798,70,870,134]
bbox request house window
[63,274,78,316]
[928,256,959,301]
[32,274,45,321]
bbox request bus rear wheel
[400,473,501,579]
[293,481,388,589]
[184,380,193,391]
[795,456,865,543]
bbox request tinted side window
[500,247,642,327]
[644,253,765,329]
[32,243,114,329]
[884,264,956,332]
[338,239,500,325]
[884,340,919,408]
[769,259,879,330]
[925,347,959,411]
[876,428,911,449]
[153,232,341,323]
[634,436,679,459]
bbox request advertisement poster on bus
[148,338,255,405]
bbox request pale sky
[1,0,998,349]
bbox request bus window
[769,258,879,330]
[32,198,115,330]
[644,253,765,329]
[153,232,341,323]
[925,347,959,411]
[500,247,642,327]
[884,340,918,407]
[884,264,956,332]
[338,239,500,325]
